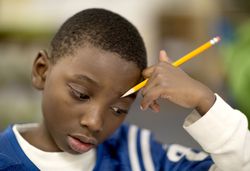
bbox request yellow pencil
[121,36,221,98]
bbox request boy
[0,8,249,171]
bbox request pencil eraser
[214,36,221,43]
[210,36,221,44]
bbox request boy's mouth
[67,134,97,153]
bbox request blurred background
[1,0,250,149]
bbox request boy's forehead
[67,45,140,71]
[55,46,141,91]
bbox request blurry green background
[1,0,250,147]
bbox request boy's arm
[184,94,250,171]
[140,50,250,170]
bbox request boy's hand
[140,50,216,116]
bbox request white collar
[13,123,96,171]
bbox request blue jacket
[0,124,213,170]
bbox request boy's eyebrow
[73,74,137,99]
[73,74,99,86]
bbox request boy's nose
[79,106,104,133]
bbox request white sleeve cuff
[183,93,247,152]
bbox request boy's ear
[32,50,51,90]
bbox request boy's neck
[20,122,62,152]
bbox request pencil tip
[121,89,134,98]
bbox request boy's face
[32,45,141,154]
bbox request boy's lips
[67,133,98,153]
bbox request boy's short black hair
[50,8,147,70]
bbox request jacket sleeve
[127,125,214,171]
[183,94,250,171]
[128,94,250,170]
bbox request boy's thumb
[159,50,172,63]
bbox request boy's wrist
[195,90,216,116]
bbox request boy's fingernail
[140,105,145,111]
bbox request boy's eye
[77,93,89,101]
[68,84,90,101]
[111,107,128,116]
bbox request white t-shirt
[13,124,96,171]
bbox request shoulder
[108,123,154,141]
[102,123,166,170]
[0,126,15,152]
[105,123,161,149]
[0,126,22,170]
[0,126,38,171]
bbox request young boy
[0,8,249,171]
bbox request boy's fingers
[159,50,172,63]
[149,101,160,112]
[142,65,155,78]
[140,87,162,110]
[141,75,158,97]
[143,51,173,78]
